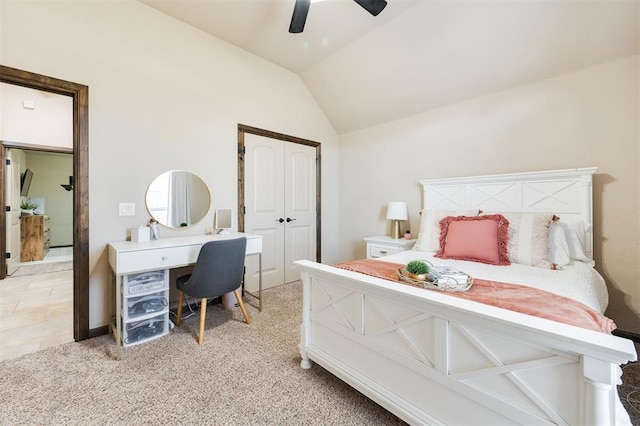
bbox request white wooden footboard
[297,260,637,425]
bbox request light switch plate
[119,202,135,216]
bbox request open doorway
[7,148,74,277]
[0,65,89,342]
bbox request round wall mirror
[145,170,211,228]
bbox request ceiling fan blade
[289,0,311,33]
[353,0,387,16]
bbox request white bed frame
[297,168,637,425]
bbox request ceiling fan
[289,0,388,33]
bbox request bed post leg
[579,173,594,258]
[300,271,313,370]
[300,352,312,369]
[582,356,617,425]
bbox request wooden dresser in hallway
[20,215,50,261]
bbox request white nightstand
[364,236,416,259]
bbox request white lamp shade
[386,201,408,220]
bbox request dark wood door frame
[0,65,90,341]
[237,123,322,262]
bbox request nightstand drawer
[364,236,416,259]
[368,244,401,258]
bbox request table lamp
[386,201,408,239]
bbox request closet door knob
[276,218,285,223]
[286,217,296,223]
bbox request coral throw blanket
[335,259,616,334]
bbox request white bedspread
[380,250,609,314]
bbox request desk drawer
[245,236,262,255]
[117,245,201,274]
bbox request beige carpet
[0,281,405,425]
[1,280,638,425]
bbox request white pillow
[413,209,480,252]
[558,220,594,266]
[548,221,571,266]
[500,212,554,268]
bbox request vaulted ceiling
[140,0,639,134]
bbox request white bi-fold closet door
[244,133,317,291]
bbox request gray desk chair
[175,237,251,345]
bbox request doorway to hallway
[0,65,90,342]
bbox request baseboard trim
[612,329,640,343]
[86,325,110,339]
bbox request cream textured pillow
[413,209,480,252]
[500,213,555,268]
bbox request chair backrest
[182,237,247,298]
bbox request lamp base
[390,220,402,239]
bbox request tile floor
[31,246,73,264]
[0,248,74,361]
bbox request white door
[283,142,317,283]
[244,134,317,291]
[245,135,285,290]
[5,149,21,275]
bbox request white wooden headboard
[419,167,597,258]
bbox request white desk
[108,232,262,359]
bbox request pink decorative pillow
[435,214,510,265]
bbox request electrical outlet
[119,202,135,216]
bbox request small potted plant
[20,200,39,215]
[406,260,429,281]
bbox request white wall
[1,1,340,328]
[0,83,73,148]
[339,57,640,333]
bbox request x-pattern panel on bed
[311,278,584,424]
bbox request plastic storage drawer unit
[124,292,168,321]
[122,313,169,347]
[118,269,170,347]
[123,270,167,295]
